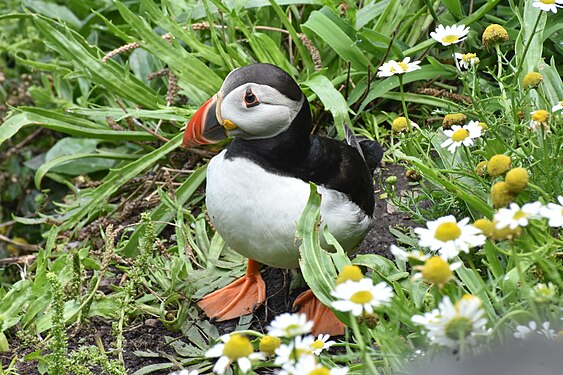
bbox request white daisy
[531,282,557,303]
[414,215,486,259]
[309,334,335,355]
[532,0,563,13]
[277,354,348,375]
[377,57,421,77]
[267,313,313,338]
[514,321,557,340]
[274,335,315,368]
[514,321,538,340]
[454,52,480,69]
[205,334,264,375]
[494,202,543,230]
[441,121,482,153]
[412,294,489,348]
[430,24,470,46]
[390,244,430,263]
[331,278,393,316]
[540,196,563,227]
[552,100,563,112]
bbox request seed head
[522,72,543,89]
[392,117,409,133]
[491,181,514,208]
[442,113,467,129]
[482,24,509,47]
[475,161,488,176]
[487,154,511,177]
[259,335,281,355]
[505,167,529,193]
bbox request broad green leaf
[297,183,350,326]
[302,74,350,139]
[302,11,369,70]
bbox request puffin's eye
[244,88,260,108]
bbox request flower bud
[482,24,509,47]
[442,113,467,130]
[505,167,528,193]
[487,154,511,177]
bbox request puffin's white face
[217,83,303,139]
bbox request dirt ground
[3,163,416,374]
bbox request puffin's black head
[183,63,307,147]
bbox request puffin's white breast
[206,150,373,269]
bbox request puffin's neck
[225,97,312,165]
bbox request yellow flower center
[505,167,529,193]
[398,62,409,71]
[540,0,555,4]
[421,256,453,286]
[445,316,473,340]
[487,154,511,177]
[513,210,527,220]
[451,128,470,142]
[259,335,281,355]
[310,340,325,350]
[522,72,543,88]
[434,222,462,241]
[473,218,494,237]
[223,334,253,360]
[350,290,373,304]
[309,368,331,375]
[442,35,460,44]
[462,53,476,62]
[531,110,549,122]
[336,265,364,285]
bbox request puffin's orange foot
[198,259,266,321]
[293,289,346,336]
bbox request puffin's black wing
[294,136,377,216]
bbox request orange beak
[183,95,227,147]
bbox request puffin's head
[183,64,304,147]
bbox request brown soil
[3,163,415,374]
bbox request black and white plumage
[184,63,382,269]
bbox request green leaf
[302,74,350,139]
[33,16,163,108]
[297,183,350,326]
[302,11,369,70]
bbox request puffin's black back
[223,64,378,216]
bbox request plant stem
[398,75,412,132]
[349,313,379,375]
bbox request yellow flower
[523,72,543,89]
[505,167,529,193]
[491,181,514,208]
[335,265,363,285]
[392,117,415,133]
[487,154,511,177]
[482,24,509,47]
[478,122,488,131]
[442,113,467,129]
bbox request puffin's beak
[183,95,227,147]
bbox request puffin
[183,63,383,335]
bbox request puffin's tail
[343,123,383,175]
[359,140,383,175]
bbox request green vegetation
[1,0,562,374]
